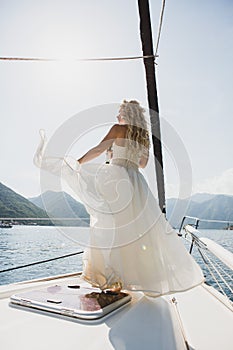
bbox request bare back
[114,124,128,146]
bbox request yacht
[0,217,232,350]
[0,1,232,349]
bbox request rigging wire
[201,250,233,294]
[182,226,233,302]
[0,250,84,274]
[0,54,156,62]
[197,247,230,298]
[0,1,166,64]
[154,0,166,60]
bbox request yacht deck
[0,273,232,350]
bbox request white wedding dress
[34,131,205,297]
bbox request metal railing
[179,215,233,233]
[180,217,233,304]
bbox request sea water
[0,225,84,286]
[0,225,232,300]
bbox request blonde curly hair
[120,99,150,150]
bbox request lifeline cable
[0,250,84,274]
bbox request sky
[0,0,232,199]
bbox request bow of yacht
[1,221,233,350]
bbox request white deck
[0,273,232,350]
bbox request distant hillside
[30,191,233,229]
[166,193,233,229]
[1,182,232,229]
[29,191,89,227]
[0,182,50,224]
[190,193,216,203]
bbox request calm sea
[0,225,232,300]
[0,225,84,286]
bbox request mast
[137,0,166,215]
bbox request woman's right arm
[77,124,119,164]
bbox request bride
[34,99,205,297]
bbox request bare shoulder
[100,124,125,142]
[111,124,127,138]
[106,124,125,136]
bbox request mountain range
[0,182,50,225]
[0,182,89,226]
[0,181,232,229]
[166,193,233,228]
[29,191,89,226]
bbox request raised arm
[77,124,119,164]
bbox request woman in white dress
[34,99,205,297]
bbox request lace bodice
[111,142,142,169]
